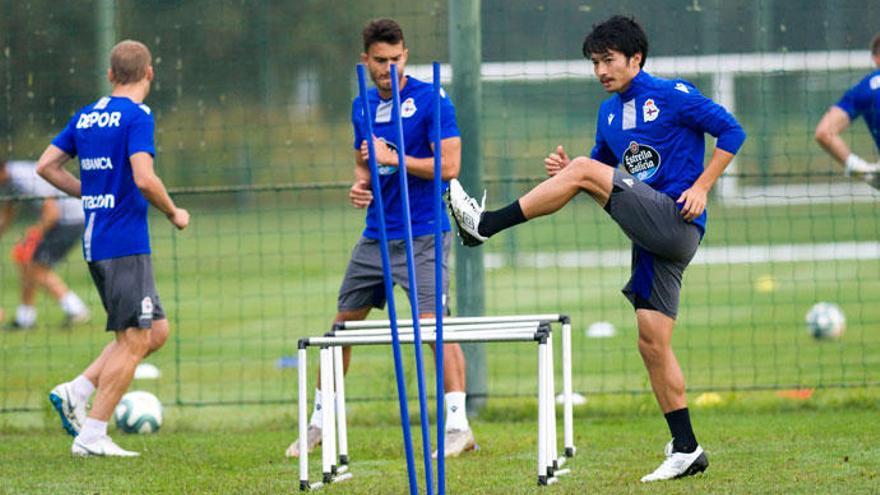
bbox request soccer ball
[114,391,163,434]
[805,302,846,340]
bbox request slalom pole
[356,64,418,495]
[390,62,434,495]
[432,60,446,495]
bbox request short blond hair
[110,40,152,85]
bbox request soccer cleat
[432,428,477,458]
[446,179,488,247]
[72,435,140,457]
[49,382,87,437]
[640,441,708,482]
[285,425,322,458]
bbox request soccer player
[814,33,880,189]
[0,159,90,328]
[448,16,745,481]
[285,18,475,459]
[37,40,189,456]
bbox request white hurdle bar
[296,323,564,489]
[335,314,577,459]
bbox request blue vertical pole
[356,65,418,495]
[390,63,434,495]
[432,61,446,495]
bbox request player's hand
[349,179,373,209]
[676,185,708,222]
[167,207,190,230]
[544,145,570,177]
[11,227,44,265]
[360,137,397,167]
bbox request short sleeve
[51,114,79,157]
[834,80,869,121]
[127,111,155,157]
[352,98,365,150]
[438,87,460,139]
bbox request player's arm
[678,148,736,221]
[36,144,81,198]
[130,152,189,230]
[361,136,462,180]
[35,198,60,233]
[0,202,15,238]
[349,149,373,209]
[814,106,852,165]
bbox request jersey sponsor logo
[643,99,660,122]
[674,82,690,93]
[401,97,417,118]
[82,194,115,210]
[376,137,398,176]
[80,157,113,171]
[76,111,122,129]
[622,141,661,181]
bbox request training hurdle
[296,314,575,490]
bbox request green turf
[1,391,877,494]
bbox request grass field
[0,187,878,493]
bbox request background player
[448,15,745,481]
[286,18,475,459]
[814,32,880,189]
[38,39,189,456]
[0,158,89,328]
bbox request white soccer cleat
[447,179,488,247]
[285,425,322,458]
[432,428,477,458]
[72,435,140,457]
[640,441,708,482]
[49,382,87,437]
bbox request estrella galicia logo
[622,141,661,181]
[376,137,398,176]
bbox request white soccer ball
[114,391,163,434]
[805,302,846,340]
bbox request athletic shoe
[447,179,487,247]
[2,320,34,331]
[285,425,322,458]
[63,310,91,328]
[72,435,139,457]
[640,441,708,482]
[49,382,87,437]
[432,428,477,458]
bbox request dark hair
[362,18,405,52]
[582,15,648,68]
[872,33,880,56]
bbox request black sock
[664,407,698,453]
[478,200,527,238]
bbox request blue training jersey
[835,69,880,151]
[591,71,746,234]
[51,96,155,262]
[352,76,459,240]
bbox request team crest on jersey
[401,97,417,118]
[376,137,398,175]
[622,141,661,181]
[642,99,660,122]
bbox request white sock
[444,392,469,432]
[308,388,328,428]
[60,292,86,315]
[78,417,108,443]
[15,305,36,327]
[71,375,95,402]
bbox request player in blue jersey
[36,40,189,456]
[815,33,880,189]
[286,18,476,459]
[449,16,745,481]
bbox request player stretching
[38,40,189,456]
[814,32,880,189]
[448,16,745,481]
[286,18,475,459]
